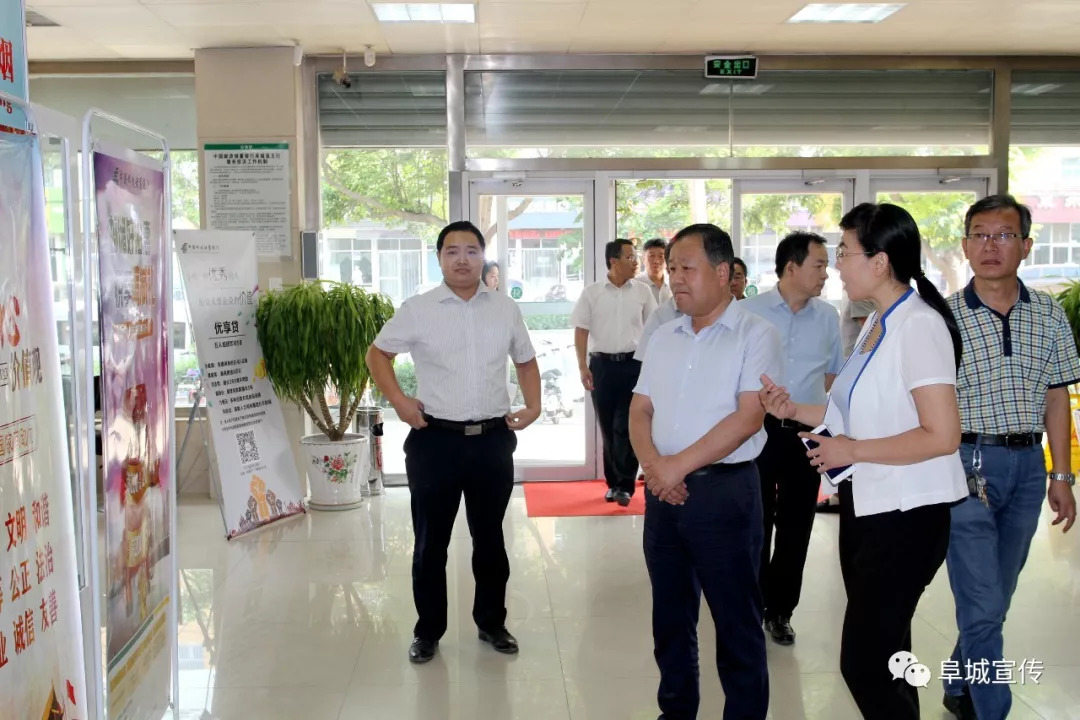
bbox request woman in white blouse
[760,203,967,720]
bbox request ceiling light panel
[372,3,477,23]
[787,3,905,24]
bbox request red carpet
[523,480,645,517]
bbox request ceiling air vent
[25,10,60,27]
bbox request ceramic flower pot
[301,433,368,511]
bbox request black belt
[767,416,814,433]
[422,414,504,436]
[961,432,1042,448]
[686,460,753,478]
[590,352,636,362]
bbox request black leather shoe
[408,637,438,664]
[614,490,632,507]
[604,488,617,502]
[478,627,519,655]
[765,616,796,645]
[943,689,977,720]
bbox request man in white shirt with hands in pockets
[366,220,542,666]
[630,223,781,720]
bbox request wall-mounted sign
[704,55,758,80]
[205,142,292,258]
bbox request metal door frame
[466,176,600,481]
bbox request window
[466,69,991,158]
[318,149,446,307]
[318,73,451,469]
[1010,144,1080,294]
[1010,72,1080,146]
[616,179,733,239]
[318,72,447,146]
[28,75,196,151]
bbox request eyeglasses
[965,232,1023,245]
[835,249,869,260]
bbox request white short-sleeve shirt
[571,278,658,354]
[635,299,782,464]
[823,291,967,516]
[373,283,536,421]
[636,272,674,305]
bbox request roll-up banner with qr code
[94,146,173,720]
[174,229,304,539]
[0,131,89,718]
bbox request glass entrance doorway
[734,179,854,307]
[467,179,597,481]
[871,177,990,296]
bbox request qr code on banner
[236,430,259,464]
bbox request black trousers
[404,423,517,642]
[589,354,641,493]
[756,416,821,620]
[644,463,769,720]
[837,481,951,720]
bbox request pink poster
[0,132,89,718]
[94,148,172,720]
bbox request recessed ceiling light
[372,3,476,23]
[787,3,905,23]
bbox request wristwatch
[1048,472,1076,486]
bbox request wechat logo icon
[889,651,932,688]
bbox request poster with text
[0,133,89,719]
[204,143,291,258]
[94,147,172,720]
[0,0,30,132]
[175,229,304,538]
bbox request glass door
[469,179,597,481]
[733,179,854,308]
[870,176,989,297]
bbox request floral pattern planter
[301,433,368,511]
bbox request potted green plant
[256,281,394,510]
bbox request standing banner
[0,133,89,718]
[0,0,28,132]
[175,229,304,538]
[93,146,172,720]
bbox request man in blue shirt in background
[741,231,843,646]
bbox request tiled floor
[174,488,1080,719]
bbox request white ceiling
[23,0,1080,61]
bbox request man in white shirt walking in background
[636,237,673,304]
[574,238,657,505]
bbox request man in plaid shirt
[942,194,1079,720]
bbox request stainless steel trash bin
[353,406,385,495]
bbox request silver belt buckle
[464,423,482,436]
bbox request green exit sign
[704,55,758,80]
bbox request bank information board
[204,142,291,258]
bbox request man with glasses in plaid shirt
[942,194,1080,720]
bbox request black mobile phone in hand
[800,424,855,486]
